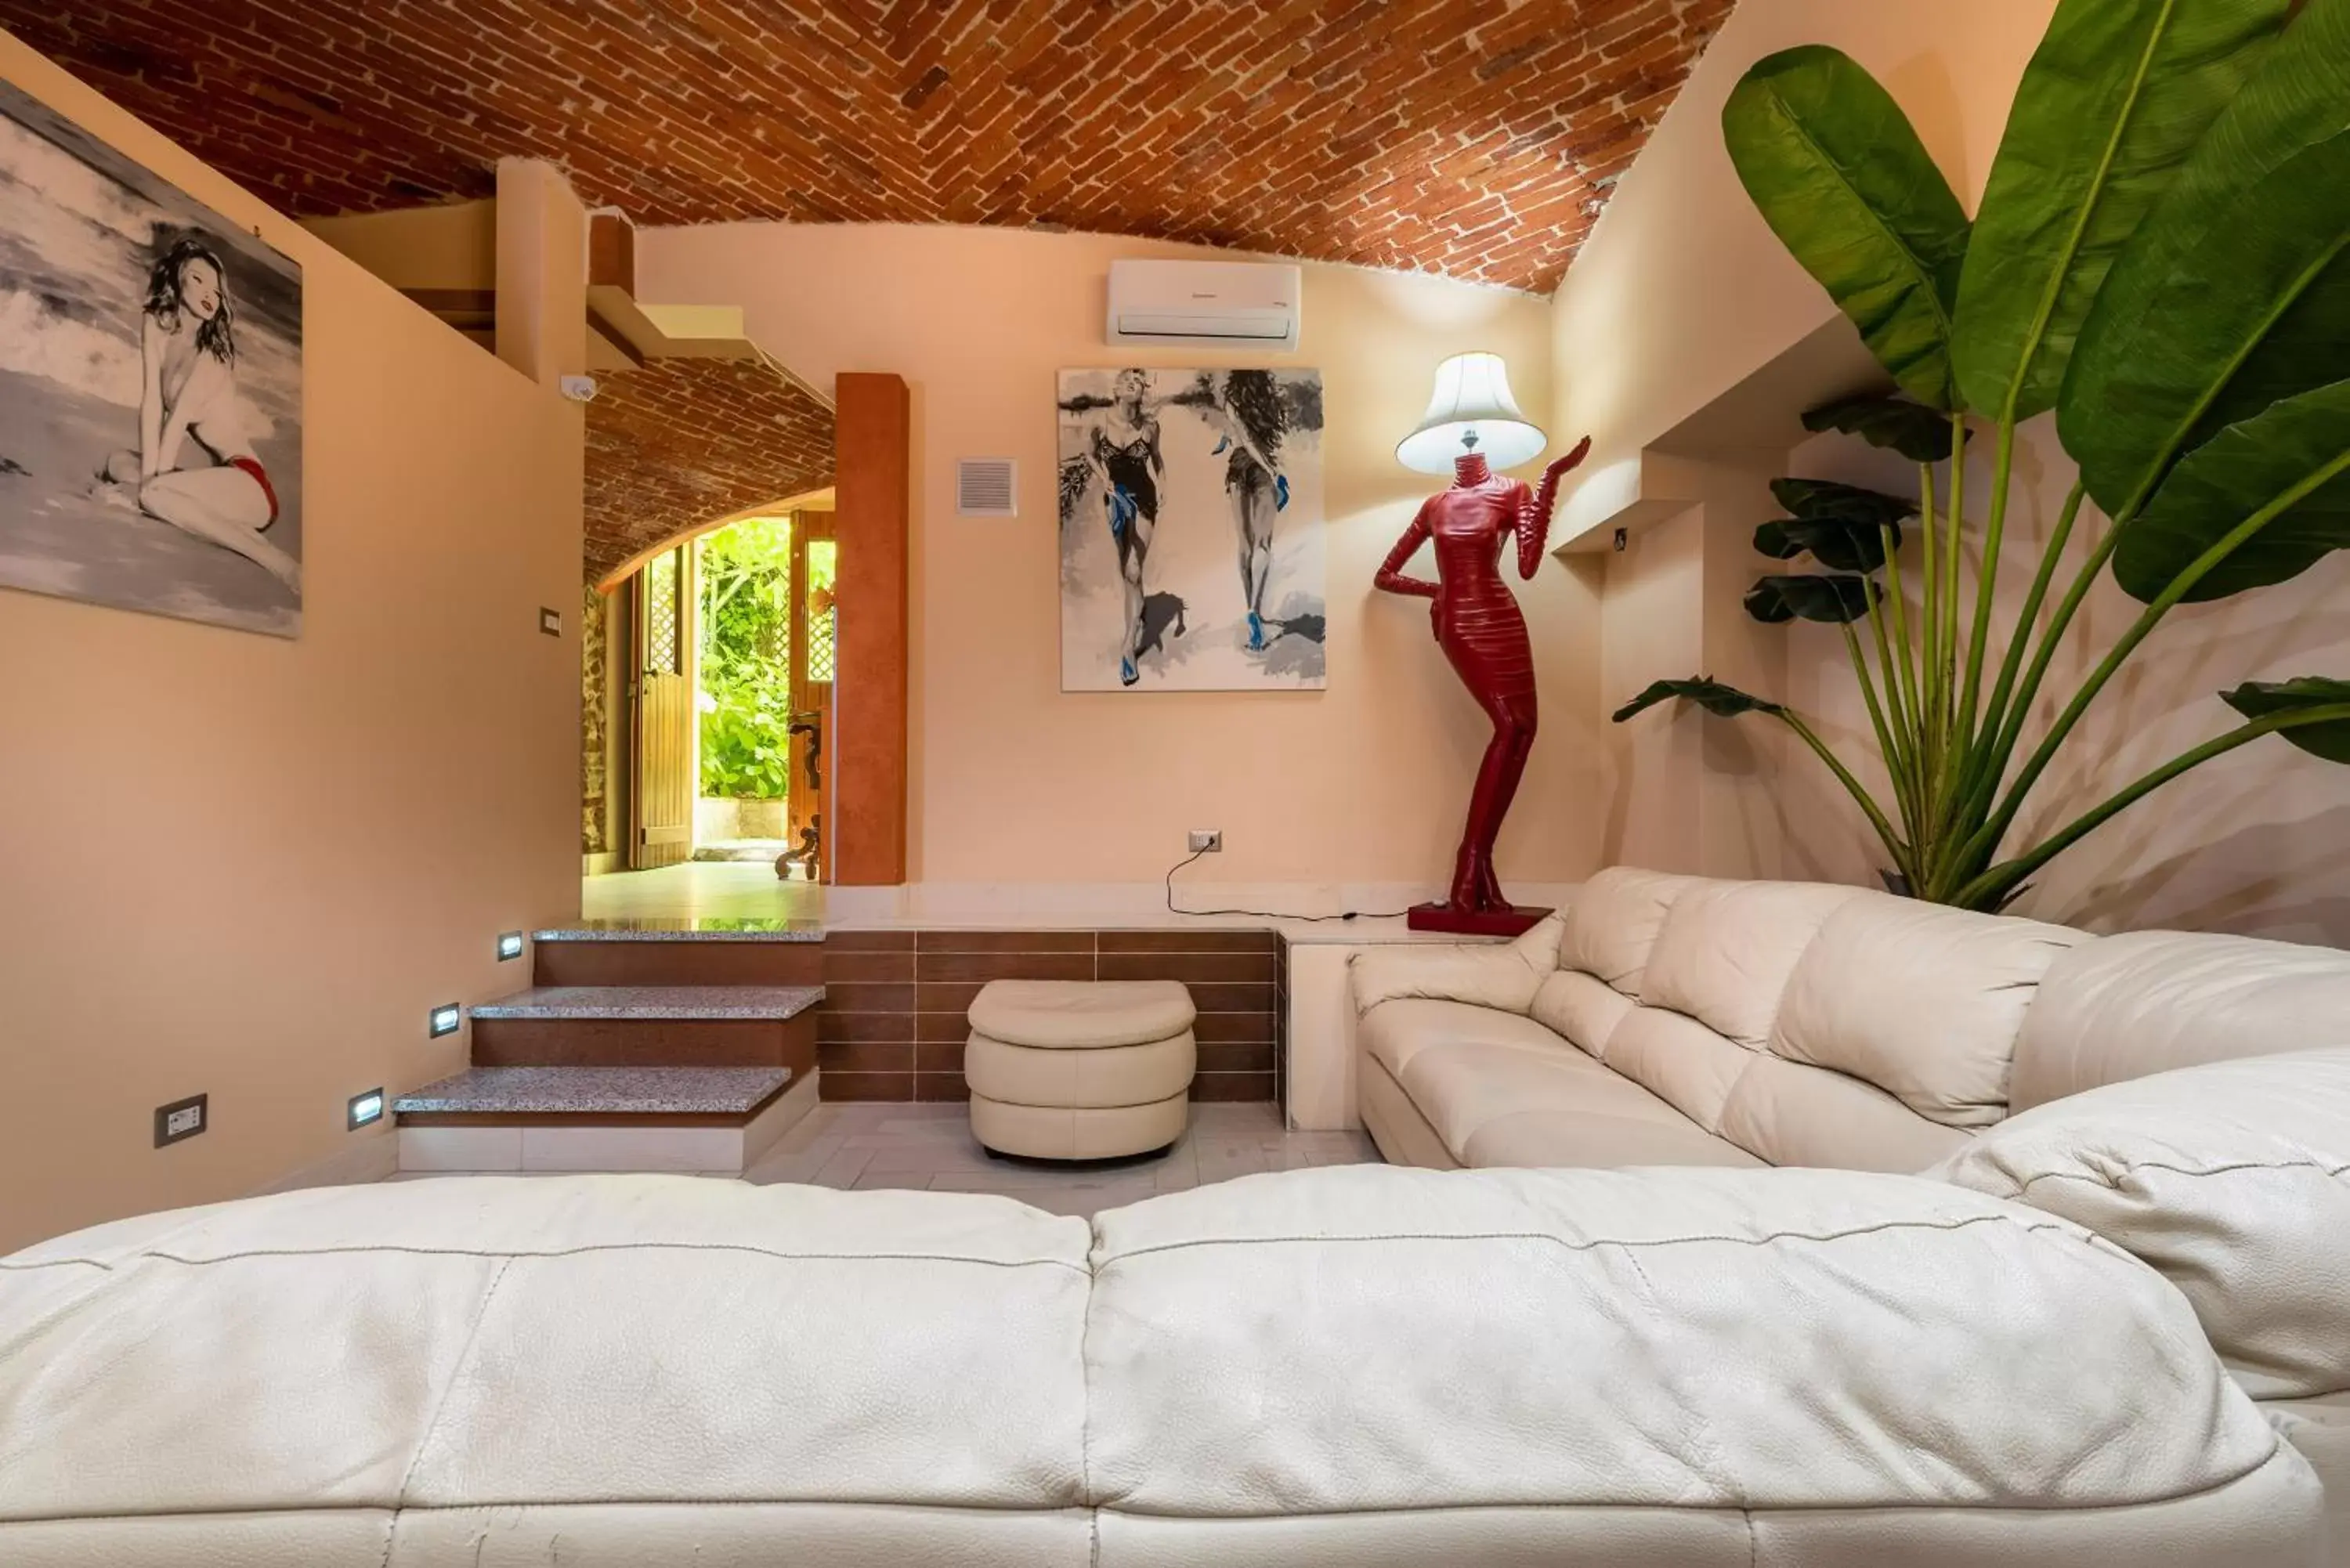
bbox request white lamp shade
[1397,351,1548,473]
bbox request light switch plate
[154,1093,208,1147]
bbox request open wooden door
[783,513,837,882]
[630,544,696,869]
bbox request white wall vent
[1108,259,1302,350]
[957,457,1018,518]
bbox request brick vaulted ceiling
[584,359,837,580]
[8,0,1735,294]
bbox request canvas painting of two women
[1057,367,1325,692]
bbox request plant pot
[1879,870,1912,898]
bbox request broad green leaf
[1770,477,1918,529]
[2114,379,2350,602]
[1745,574,1878,625]
[1754,516,1900,573]
[1723,47,1972,410]
[2061,0,2350,518]
[1953,0,2294,421]
[2222,677,2350,763]
[1802,394,1963,463]
[1611,677,1783,724]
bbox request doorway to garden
[690,507,837,878]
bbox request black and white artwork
[0,80,303,638]
[1058,367,1325,691]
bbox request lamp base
[1406,901,1553,938]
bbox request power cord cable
[1162,848,1413,923]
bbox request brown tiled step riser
[815,1041,1277,1075]
[825,951,1278,983]
[822,981,1277,1013]
[816,1010,1277,1046]
[819,1071,1274,1104]
[474,1014,818,1073]
[535,942,823,988]
[824,930,1278,955]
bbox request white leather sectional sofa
[2,869,2344,1564]
[0,1162,2334,1565]
[1354,865,2350,1559]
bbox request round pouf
[966,979,1197,1160]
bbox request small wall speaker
[956,457,1018,518]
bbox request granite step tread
[395,1065,792,1117]
[470,985,825,1021]
[532,918,825,944]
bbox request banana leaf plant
[1612,0,2350,911]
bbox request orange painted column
[830,372,911,887]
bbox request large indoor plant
[1614,0,2350,909]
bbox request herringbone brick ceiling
[10,0,1734,294]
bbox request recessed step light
[497,931,526,961]
[348,1088,385,1129]
[428,1003,462,1039]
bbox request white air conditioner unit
[1107,260,1301,351]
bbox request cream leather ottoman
[966,979,1197,1159]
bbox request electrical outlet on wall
[1188,829,1223,854]
[154,1093,208,1148]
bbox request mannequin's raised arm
[1374,500,1439,598]
[1515,435,1592,580]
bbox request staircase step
[395,1065,791,1121]
[471,985,824,1021]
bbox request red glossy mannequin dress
[1376,438,1590,934]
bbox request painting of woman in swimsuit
[0,79,305,637]
[1057,367,1324,692]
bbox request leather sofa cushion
[1639,880,1866,1046]
[1358,997,1571,1084]
[2012,930,2350,1112]
[1084,1164,2285,1519]
[968,979,1195,1049]
[1528,967,1636,1058]
[1601,1004,1757,1133]
[0,1179,1094,1530]
[1773,895,2086,1128]
[1932,1047,2350,1400]
[1559,865,1701,990]
[1348,916,1562,1017]
[1361,999,1751,1169]
[1717,1053,1970,1172]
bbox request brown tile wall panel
[917,952,1095,984]
[823,950,916,984]
[820,1071,913,1103]
[916,930,1096,953]
[1097,930,1279,954]
[824,931,916,952]
[814,929,1282,1103]
[1192,1073,1279,1102]
[1098,952,1278,983]
[819,1042,914,1075]
[533,941,822,988]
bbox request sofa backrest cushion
[1528,968,1638,1058]
[1638,880,1867,1047]
[1932,1047,2350,1400]
[2013,930,2350,1111]
[1085,1164,2281,1519]
[1717,1053,1972,1172]
[1558,866,1702,992]
[1349,914,1562,1017]
[1773,894,2088,1129]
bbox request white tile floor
[739,1101,1379,1216]
[389,1103,1379,1214]
[581,862,826,924]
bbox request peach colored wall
[1550,0,2056,544]
[0,35,584,1252]
[641,224,1603,893]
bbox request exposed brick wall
[9,0,1734,294]
[583,358,836,580]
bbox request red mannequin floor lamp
[1374,352,1589,936]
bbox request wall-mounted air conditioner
[1107,260,1301,351]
